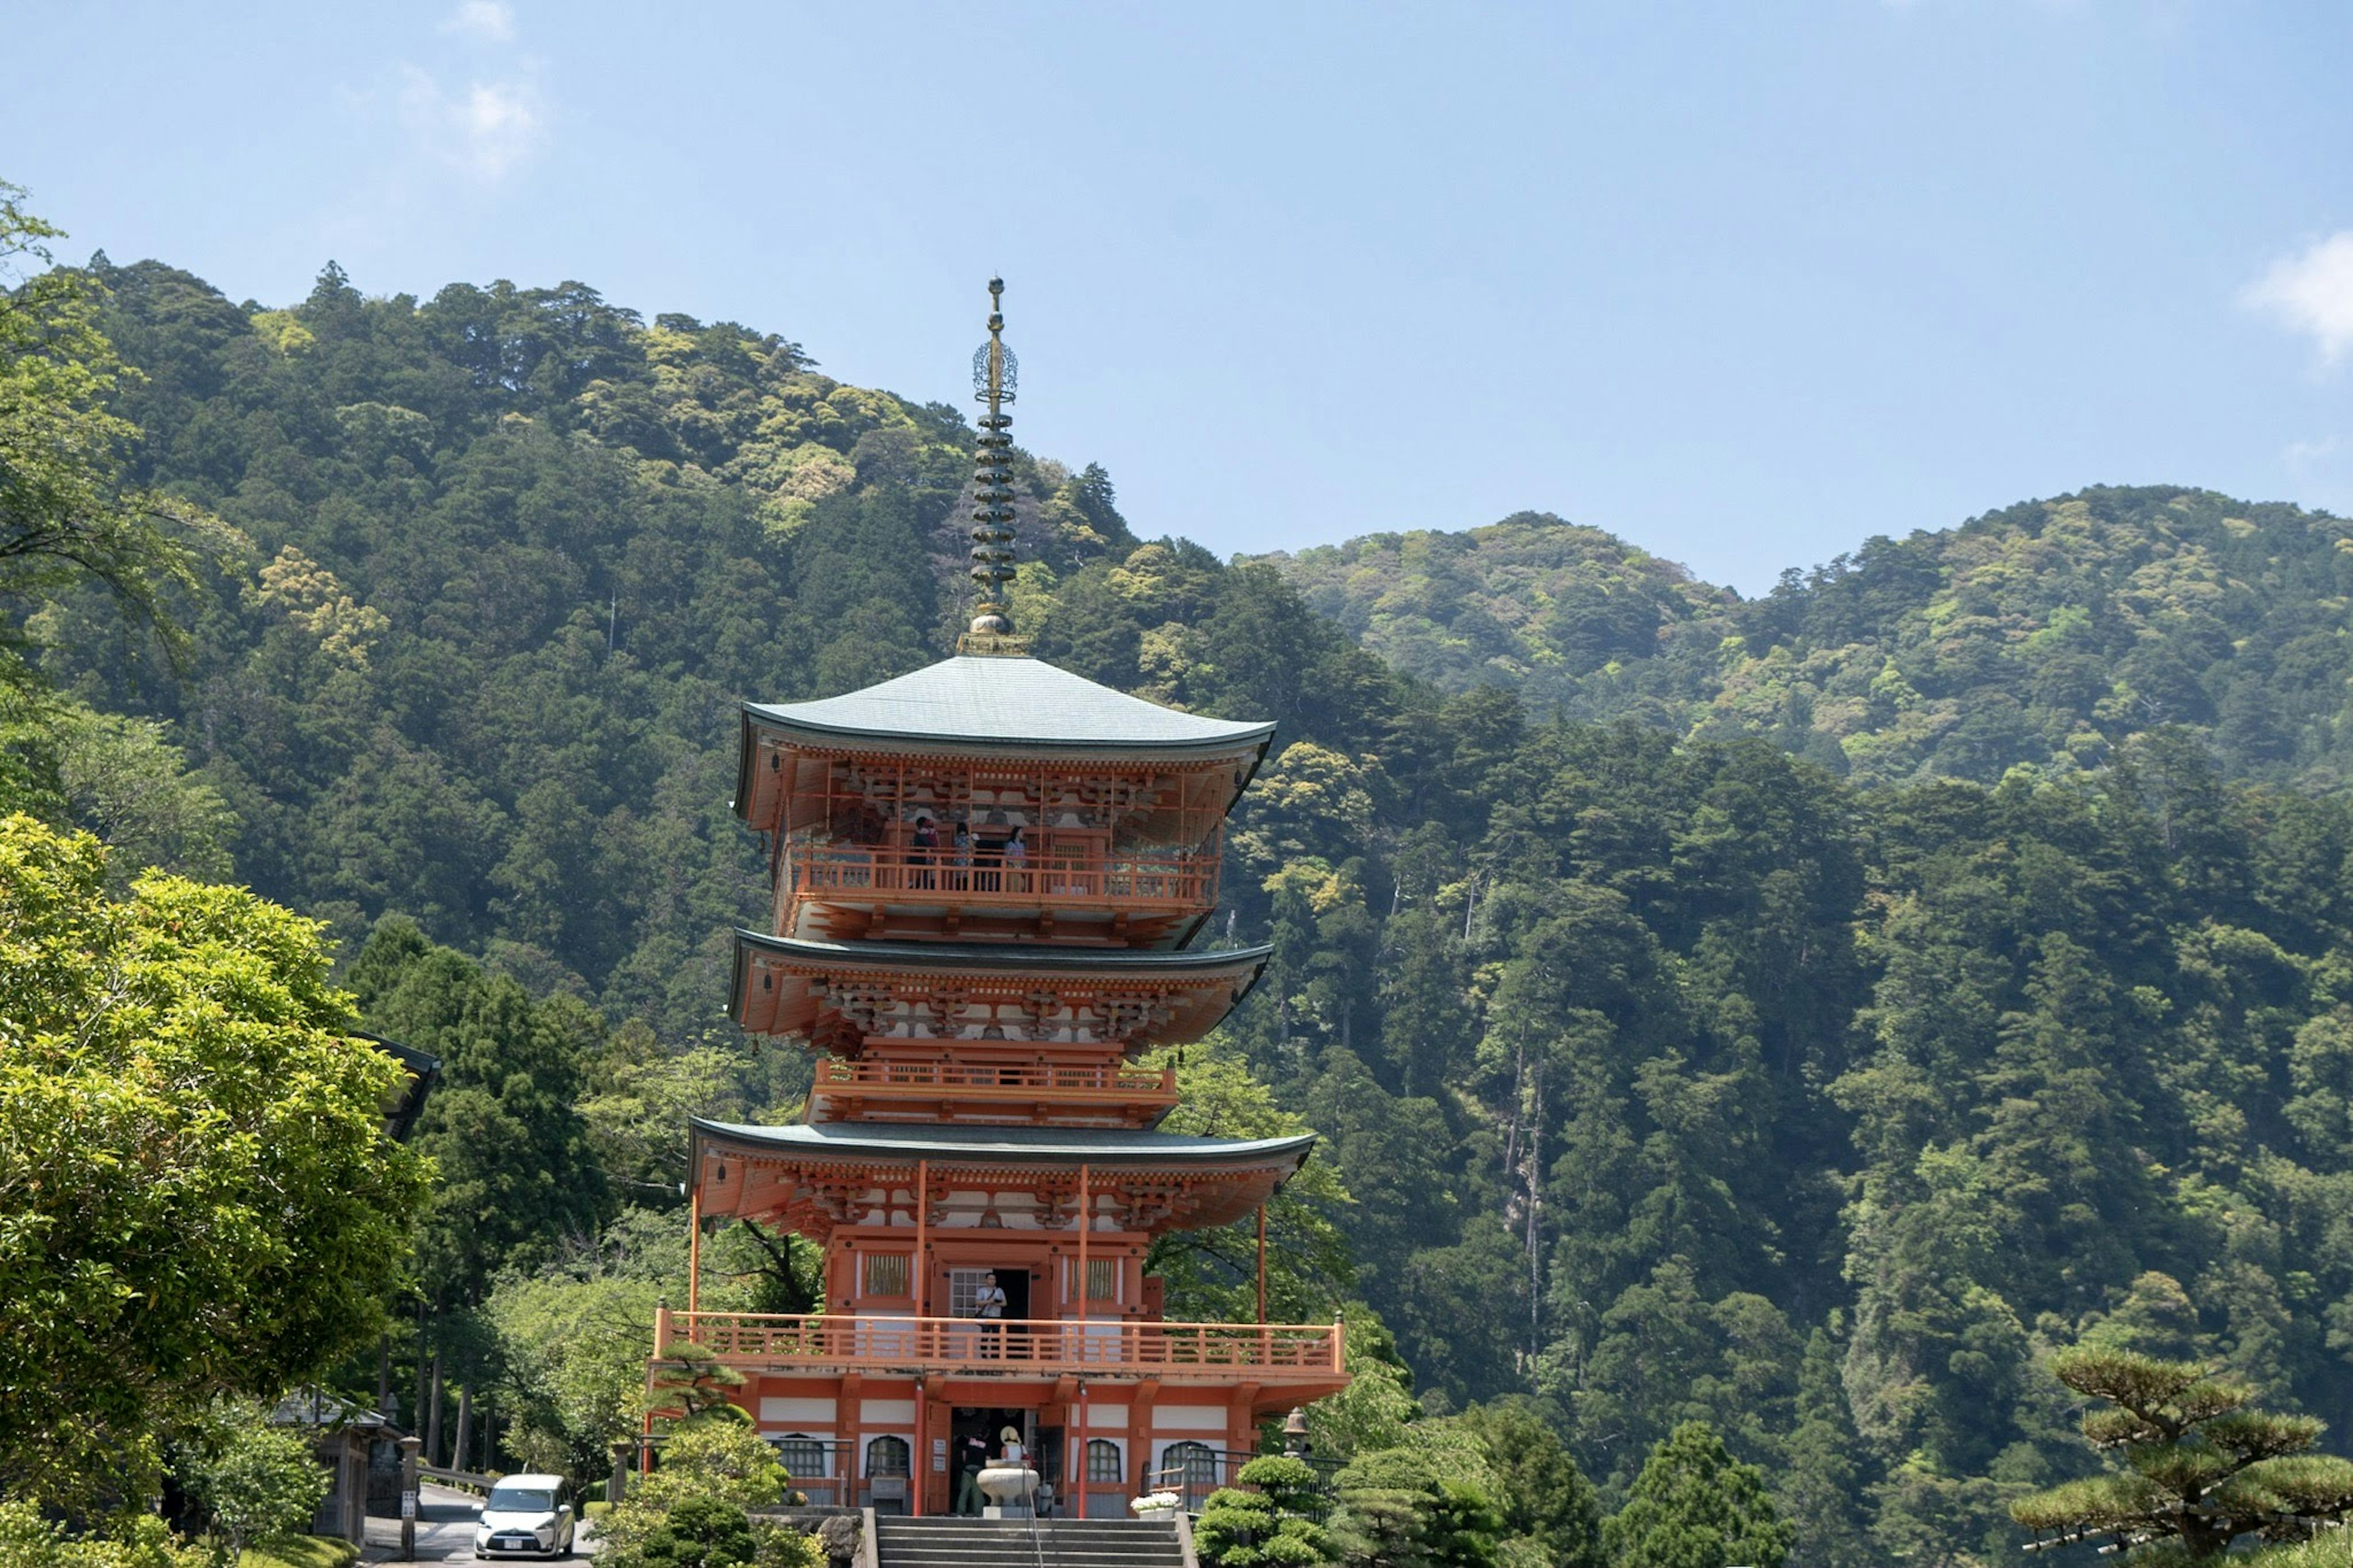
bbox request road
[362,1480,599,1562]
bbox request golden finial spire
[960,276,1028,656]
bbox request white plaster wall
[1152,1405,1227,1431]
[759,1396,837,1425]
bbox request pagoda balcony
[808,1058,1180,1127]
[778,842,1221,945]
[656,1308,1344,1386]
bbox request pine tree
[2009,1345,2353,1558]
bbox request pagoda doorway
[947,1265,1031,1360]
[948,1406,1033,1515]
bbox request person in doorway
[974,1270,1008,1358]
[955,1430,988,1515]
[998,1425,1026,1464]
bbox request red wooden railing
[786,846,1219,911]
[814,1060,1177,1095]
[656,1311,1344,1378]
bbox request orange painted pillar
[912,1380,926,1518]
[915,1159,930,1317]
[688,1186,702,1317]
[1076,1163,1091,1328]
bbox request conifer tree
[1602,1421,1792,1568]
[2009,1345,2353,1559]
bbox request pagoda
[651,281,1348,1518]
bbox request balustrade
[661,1311,1343,1377]
[816,1060,1176,1094]
[787,844,1218,910]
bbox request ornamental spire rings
[961,276,1028,654]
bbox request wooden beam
[1256,1203,1267,1325]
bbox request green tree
[2009,1345,2353,1559]
[1195,1455,1336,1568]
[593,1423,816,1568]
[347,916,610,1306]
[169,1401,332,1561]
[1329,1448,1501,1568]
[1452,1400,1603,1568]
[1602,1421,1792,1568]
[0,183,229,650]
[0,815,429,1511]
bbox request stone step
[874,1517,1185,1568]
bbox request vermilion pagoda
[651,282,1347,1518]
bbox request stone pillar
[611,1441,634,1507]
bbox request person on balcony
[976,1270,1008,1357]
[1003,825,1028,893]
[911,816,938,888]
[951,821,972,890]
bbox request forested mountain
[1257,491,2353,789]
[23,254,2353,1567]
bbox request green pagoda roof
[690,1116,1316,1172]
[732,930,1273,978]
[741,655,1276,758]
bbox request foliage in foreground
[170,1401,332,1561]
[0,1502,205,1568]
[1195,1455,1335,1568]
[0,814,429,1511]
[591,1423,818,1568]
[2010,1346,2353,1559]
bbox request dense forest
[17,245,2353,1567]
[1265,491,2353,789]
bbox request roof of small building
[742,656,1275,757]
[690,1116,1315,1172]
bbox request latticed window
[1086,1257,1119,1303]
[1086,1439,1124,1483]
[867,1436,912,1478]
[773,1436,828,1477]
[1164,1441,1219,1490]
[948,1268,988,1316]
[863,1253,911,1297]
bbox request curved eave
[692,1115,1315,1170]
[729,931,1270,1045]
[743,700,1275,759]
[733,708,1273,827]
[689,1117,1317,1230]
[737,931,1273,979]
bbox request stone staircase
[872,1515,1189,1568]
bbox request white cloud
[2243,232,2353,365]
[398,65,548,183]
[2284,436,2342,467]
[440,0,517,43]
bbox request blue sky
[9,1,2353,591]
